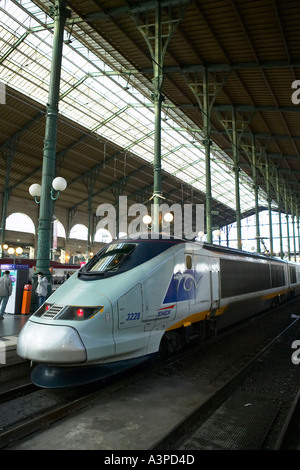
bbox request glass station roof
[0,0,269,213]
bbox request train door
[116,283,145,357]
[210,257,220,312]
[184,251,210,312]
[118,284,143,329]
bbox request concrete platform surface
[10,373,214,450]
[0,313,29,337]
[0,314,29,357]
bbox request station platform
[0,313,29,351]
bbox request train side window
[186,255,192,270]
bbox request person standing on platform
[0,270,12,320]
[36,272,48,307]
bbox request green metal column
[152,1,163,233]
[278,211,283,258]
[292,200,296,261]
[133,0,188,234]
[292,214,296,261]
[268,201,273,256]
[82,173,95,255]
[276,170,283,259]
[226,225,229,247]
[185,70,228,243]
[232,108,242,250]
[284,186,290,260]
[217,108,252,251]
[251,136,260,253]
[265,154,273,256]
[0,137,20,257]
[286,213,291,260]
[87,183,93,255]
[203,68,212,244]
[35,0,70,281]
[0,159,12,258]
[296,205,300,257]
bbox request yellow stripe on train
[166,310,210,331]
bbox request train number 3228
[126,312,141,321]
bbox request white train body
[17,237,300,387]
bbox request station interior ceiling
[1,0,300,233]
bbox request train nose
[17,321,87,364]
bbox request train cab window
[85,243,135,273]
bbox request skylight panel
[128,106,155,130]
[0,0,269,218]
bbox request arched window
[69,224,88,240]
[6,212,35,234]
[94,227,112,243]
[55,220,66,238]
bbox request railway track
[0,362,153,449]
[0,360,33,402]
[152,316,300,450]
[0,382,36,404]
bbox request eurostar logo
[163,269,203,303]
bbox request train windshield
[79,238,183,279]
[84,243,136,273]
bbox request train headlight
[76,308,84,318]
[60,306,103,320]
[33,304,103,321]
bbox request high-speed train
[17,235,300,388]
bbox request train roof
[201,243,287,263]
[114,233,290,265]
